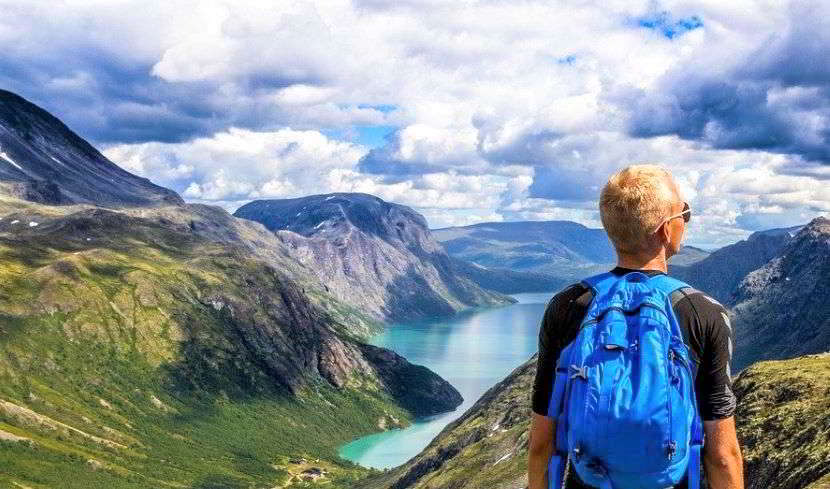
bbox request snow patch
[0,151,23,171]
[10,220,19,224]
[325,195,335,200]
[28,222,38,227]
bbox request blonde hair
[599,164,678,255]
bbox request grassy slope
[355,352,830,489]
[0,199,415,489]
[734,353,830,489]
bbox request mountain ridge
[234,193,517,322]
[0,88,183,207]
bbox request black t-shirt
[531,267,737,488]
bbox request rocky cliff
[234,193,516,322]
[730,216,830,371]
[672,224,801,306]
[0,89,182,206]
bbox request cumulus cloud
[3,0,829,247]
[625,1,830,163]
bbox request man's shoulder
[672,286,729,315]
[541,282,592,322]
[671,285,732,337]
[547,282,592,309]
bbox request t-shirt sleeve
[531,296,557,417]
[692,294,738,420]
[531,287,580,417]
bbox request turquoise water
[338,291,556,469]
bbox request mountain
[432,220,710,291]
[448,258,571,294]
[0,89,182,207]
[431,220,616,274]
[234,193,516,322]
[0,90,465,488]
[355,352,830,489]
[0,197,463,489]
[672,224,802,306]
[666,245,710,266]
[730,216,830,371]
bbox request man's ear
[657,221,671,246]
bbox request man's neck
[616,253,668,273]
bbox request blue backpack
[547,271,703,489]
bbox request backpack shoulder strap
[646,273,691,296]
[579,271,619,298]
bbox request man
[527,165,744,489]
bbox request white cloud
[3,0,828,248]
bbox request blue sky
[1,0,828,248]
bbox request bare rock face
[672,224,801,306]
[0,89,183,207]
[731,216,830,371]
[234,193,516,322]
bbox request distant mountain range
[0,89,182,207]
[432,219,711,288]
[234,193,516,322]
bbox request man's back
[531,267,737,488]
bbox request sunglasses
[653,201,691,233]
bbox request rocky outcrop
[731,216,830,371]
[234,193,516,322]
[358,343,463,417]
[672,224,801,306]
[0,89,182,207]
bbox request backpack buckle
[666,441,677,460]
[569,365,588,380]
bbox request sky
[1,0,828,249]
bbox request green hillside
[0,197,458,489]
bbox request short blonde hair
[599,164,678,255]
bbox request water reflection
[338,290,556,469]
